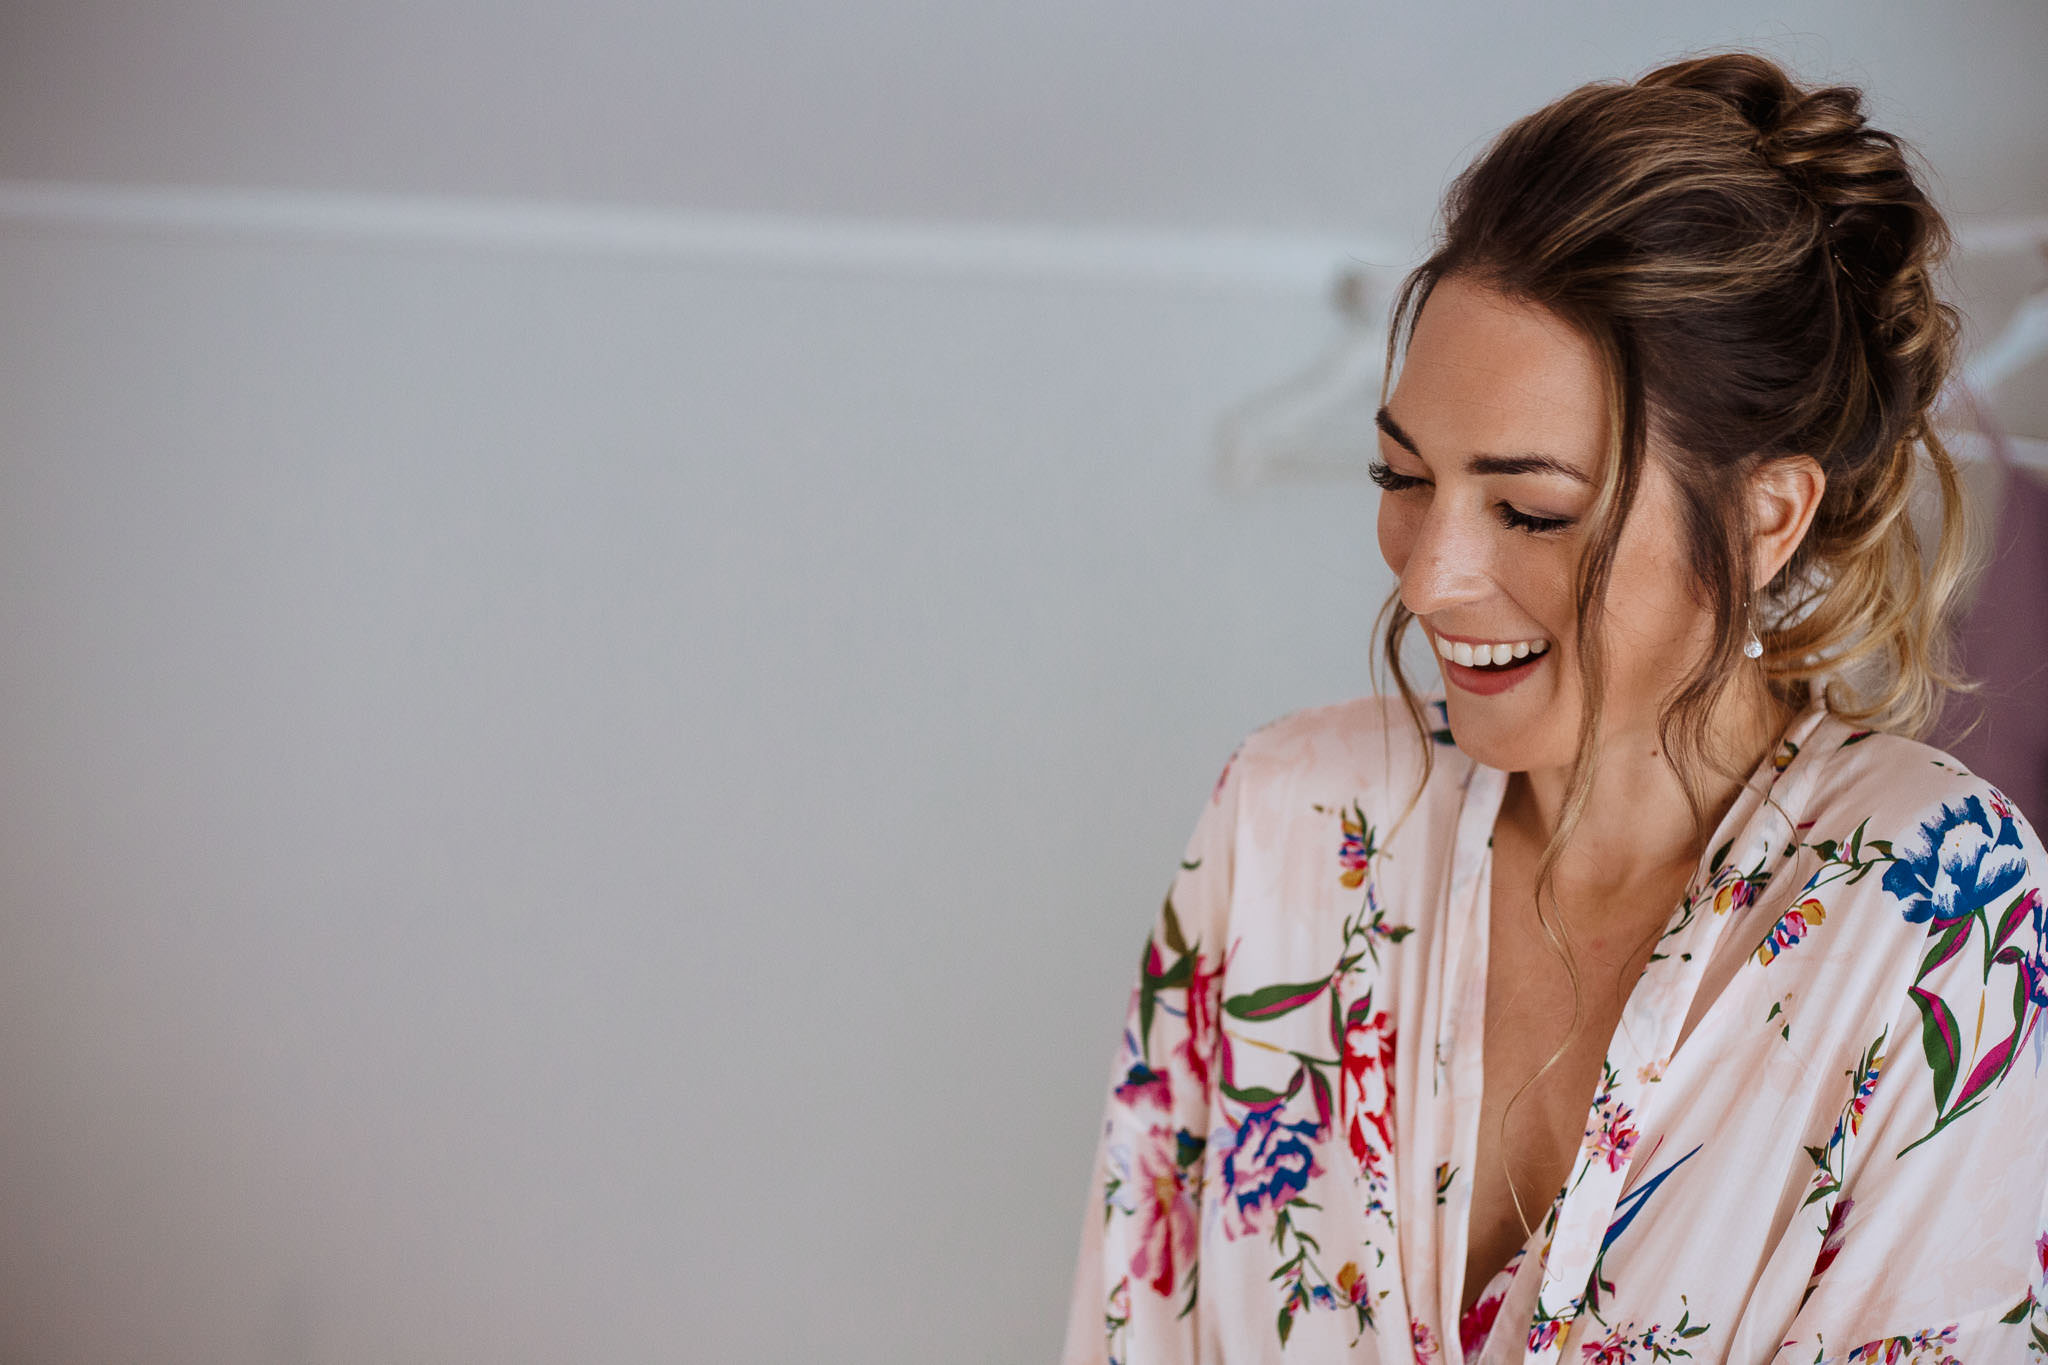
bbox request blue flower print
[1881,792,2029,925]
[1213,1105,1324,1239]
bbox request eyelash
[1367,460,1575,535]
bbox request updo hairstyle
[1377,51,1973,849]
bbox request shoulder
[1783,714,2045,1085]
[1790,714,2047,888]
[1789,723,2048,1256]
[1196,693,1471,891]
[1220,691,1458,803]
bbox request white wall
[2,6,2044,1363]
[0,214,1395,1363]
[4,1,2044,242]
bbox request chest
[1457,835,1688,1315]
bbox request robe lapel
[1508,705,1834,1362]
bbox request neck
[1503,674,1794,898]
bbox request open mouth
[1453,652,1542,676]
[1434,635,1549,694]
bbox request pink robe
[1062,693,2048,1364]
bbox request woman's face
[1374,274,1715,774]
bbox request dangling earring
[1742,600,1764,660]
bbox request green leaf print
[1907,985,1961,1113]
[1161,894,1189,954]
[1225,977,1334,1022]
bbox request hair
[1367,51,1975,1232]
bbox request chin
[1438,688,1571,773]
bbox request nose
[1396,503,1493,620]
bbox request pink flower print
[1113,1062,1172,1113]
[1340,1003,1398,1170]
[1583,1093,1640,1173]
[1340,807,1373,888]
[1410,1316,1441,1363]
[1336,1259,1371,1305]
[1579,1325,1636,1364]
[1755,897,1828,965]
[1128,1133,1198,1297]
[1528,1317,1563,1352]
[1713,872,1758,916]
[2037,1229,2048,1275]
[1990,788,2014,821]
[1176,950,1227,1092]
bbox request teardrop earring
[1743,601,1764,660]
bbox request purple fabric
[1933,432,2048,824]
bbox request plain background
[2,4,2045,1361]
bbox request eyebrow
[1375,407,1594,487]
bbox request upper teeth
[1436,635,1550,667]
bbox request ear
[1748,455,1826,590]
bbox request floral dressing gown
[1061,695,2048,1365]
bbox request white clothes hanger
[1947,238,2048,472]
[1214,266,1391,490]
[1963,280,2048,395]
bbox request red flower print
[2037,1229,2048,1276]
[1810,1197,1853,1284]
[1461,1287,1505,1357]
[1340,1002,1398,1168]
[1411,1316,1441,1363]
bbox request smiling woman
[1062,51,2048,1365]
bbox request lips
[1433,632,1551,669]
[1435,636,1547,697]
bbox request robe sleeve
[1059,742,1245,1365]
[1773,786,2048,1361]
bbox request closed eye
[1497,505,1574,535]
[1367,460,1425,494]
[1368,460,1575,536]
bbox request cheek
[1376,501,1412,575]
[1606,531,1702,651]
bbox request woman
[1061,52,2048,1365]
